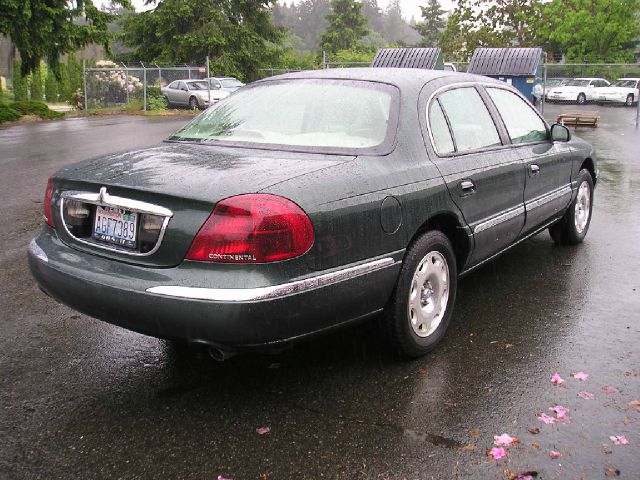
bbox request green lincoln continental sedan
[28,69,596,360]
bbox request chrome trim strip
[61,190,173,217]
[474,205,525,234]
[526,185,572,211]
[461,216,561,277]
[28,239,48,263]
[59,189,173,258]
[146,257,397,302]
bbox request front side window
[187,81,208,91]
[220,78,244,88]
[487,88,548,144]
[437,87,501,152]
[170,79,398,153]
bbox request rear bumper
[28,229,402,349]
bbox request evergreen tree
[414,0,446,47]
[383,0,405,44]
[30,63,44,101]
[320,0,369,54]
[0,0,131,77]
[45,68,59,103]
[119,0,283,81]
[12,60,28,101]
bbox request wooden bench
[556,111,600,127]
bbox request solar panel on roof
[468,47,542,76]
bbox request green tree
[119,0,282,81]
[320,0,369,54]
[30,63,44,101]
[65,55,83,100]
[12,60,28,101]
[541,0,640,62]
[45,68,59,103]
[0,0,131,78]
[440,0,545,60]
[414,0,446,47]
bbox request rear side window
[428,101,454,154]
[437,87,501,152]
[487,88,548,144]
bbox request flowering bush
[88,60,143,107]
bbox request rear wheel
[386,231,457,358]
[577,93,586,105]
[625,94,634,107]
[549,169,594,245]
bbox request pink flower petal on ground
[573,371,589,381]
[550,450,561,459]
[494,433,516,446]
[537,413,557,425]
[487,447,506,460]
[610,435,630,445]
[256,426,271,435]
[516,476,534,480]
[578,391,595,400]
[601,386,619,394]
[551,405,569,421]
[550,373,565,384]
[218,476,232,480]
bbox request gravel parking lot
[1,106,638,479]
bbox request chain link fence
[83,63,207,111]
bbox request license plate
[92,206,138,248]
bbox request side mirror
[551,123,571,142]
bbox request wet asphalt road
[1,107,639,480]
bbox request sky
[124,0,457,21]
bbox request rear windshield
[613,79,638,88]
[220,78,244,88]
[169,79,399,154]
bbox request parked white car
[546,78,610,104]
[161,79,230,110]
[594,78,639,106]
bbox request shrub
[145,87,166,111]
[31,64,44,101]
[11,101,64,120]
[0,103,22,123]
[45,70,59,103]
[12,60,28,102]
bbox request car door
[175,82,190,105]
[426,86,526,266]
[485,86,572,232]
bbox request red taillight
[186,194,314,263]
[43,177,55,228]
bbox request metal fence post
[541,56,547,115]
[82,59,88,113]
[206,56,211,106]
[142,62,147,112]
[123,63,129,106]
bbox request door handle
[530,164,540,175]
[459,180,476,195]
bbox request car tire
[549,169,594,245]
[385,231,457,358]
[577,93,586,105]
[625,94,634,107]
[163,95,171,108]
[189,96,199,110]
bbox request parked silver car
[204,77,245,93]
[161,80,230,109]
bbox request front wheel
[577,93,586,105]
[549,169,594,245]
[189,96,199,110]
[385,231,457,358]
[625,94,634,107]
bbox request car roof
[256,67,504,90]
[574,77,606,80]
[616,77,640,81]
